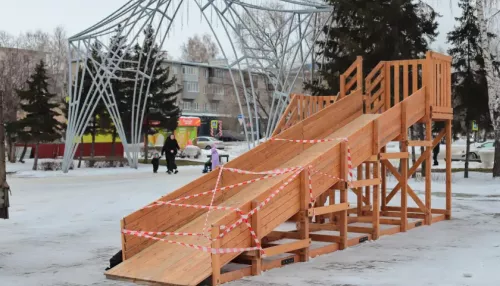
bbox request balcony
[208,76,232,85]
[181,90,198,100]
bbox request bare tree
[180,33,219,63]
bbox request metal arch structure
[62,0,333,173]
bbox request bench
[206,154,230,164]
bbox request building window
[185,81,199,92]
[172,66,178,74]
[214,85,224,95]
[211,102,219,112]
[193,102,199,111]
[183,66,198,75]
[205,69,209,78]
[215,69,225,78]
[204,103,209,111]
[183,101,191,110]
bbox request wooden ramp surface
[106,114,379,286]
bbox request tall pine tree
[306,0,439,95]
[447,0,492,178]
[17,60,64,170]
[133,25,181,160]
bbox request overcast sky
[0,0,459,59]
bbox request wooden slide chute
[105,51,452,286]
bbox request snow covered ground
[1,162,500,285]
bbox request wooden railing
[272,94,338,136]
[364,51,451,114]
[340,56,363,99]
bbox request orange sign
[179,117,201,127]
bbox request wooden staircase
[105,51,453,286]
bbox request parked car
[218,130,245,142]
[193,136,225,150]
[451,140,494,161]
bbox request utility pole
[0,90,10,219]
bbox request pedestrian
[151,152,160,173]
[161,134,180,174]
[433,140,440,166]
[211,145,220,170]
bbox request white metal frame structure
[62,0,332,172]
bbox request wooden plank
[425,114,432,225]
[310,233,342,243]
[432,112,453,120]
[431,106,453,114]
[445,120,452,219]
[380,218,401,225]
[211,226,221,286]
[394,62,400,104]
[356,165,363,216]
[432,214,446,223]
[403,61,409,99]
[350,178,381,189]
[372,161,380,239]
[381,147,387,211]
[365,155,379,162]
[364,162,371,207]
[310,243,339,258]
[308,202,350,217]
[384,62,391,111]
[299,170,310,262]
[380,152,409,160]
[401,100,409,232]
[412,63,419,93]
[379,226,401,236]
[407,140,432,147]
[262,254,300,271]
[220,267,252,284]
[251,201,262,276]
[339,141,349,250]
[264,239,311,257]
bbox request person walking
[433,139,440,166]
[161,134,180,174]
[211,145,220,171]
[151,152,160,173]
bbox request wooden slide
[106,52,453,286]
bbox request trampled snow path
[1,167,499,286]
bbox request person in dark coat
[162,134,180,174]
[433,141,440,166]
[151,152,160,173]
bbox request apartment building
[162,59,306,137]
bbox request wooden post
[340,74,346,98]
[372,119,380,239]
[251,201,262,275]
[364,162,371,211]
[328,188,335,223]
[445,119,452,220]
[401,101,409,232]
[381,146,387,211]
[384,62,391,111]
[211,225,221,286]
[356,165,363,216]
[299,170,310,262]
[339,142,349,250]
[425,118,432,225]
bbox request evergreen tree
[17,60,64,170]
[305,0,439,95]
[133,25,181,160]
[447,0,492,178]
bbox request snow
[1,161,500,285]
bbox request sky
[0,0,460,59]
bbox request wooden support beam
[373,157,380,239]
[264,239,311,257]
[339,141,349,250]
[350,178,381,189]
[356,165,363,216]
[380,218,402,225]
[445,120,452,219]
[381,146,387,211]
[365,162,371,208]
[211,225,221,286]
[310,234,342,243]
[425,114,432,225]
[348,216,373,223]
[407,140,432,147]
[364,155,379,162]
[310,244,339,258]
[220,267,252,284]
[251,201,261,276]
[299,170,310,262]
[262,254,300,271]
[308,202,350,217]
[379,226,401,236]
[401,101,409,232]
[380,152,409,160]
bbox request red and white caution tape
[270,138,348,143]
[223,166,302,175]
[203,166,225,239]
[123,229,206,238]
[145,201,238,212]
[122,231,260,254]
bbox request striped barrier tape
[223,166,302,175]
[202,166,225,239]
[122,230,261,254]
[270,138,348,143]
